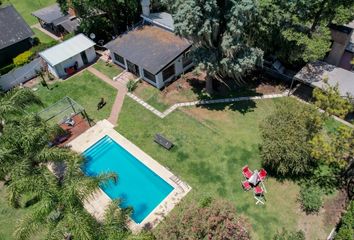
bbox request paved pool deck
[68,119,191,232]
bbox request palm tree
[0,87,42,133]
[0,115,119,239]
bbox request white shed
[39,34,96,78]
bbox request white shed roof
[39,34,95,66]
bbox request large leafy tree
[256,0,354,65]
[155,199,250,240]
[171,0,263,93]
[259,100,323,177]
[58,0,140,36]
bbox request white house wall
[85,47,96,63]
[51,47,96,78]
[47,63,59,78]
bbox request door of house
[80,51,89,65]
[126,60,140,76]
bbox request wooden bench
[154,134,174,150]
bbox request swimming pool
[82,135,174,223]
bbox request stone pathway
[127,91,290,119]
[31,23,62,41]
[87,66,127,126]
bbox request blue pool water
[82,135,173,223]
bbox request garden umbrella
[248,170,259,186]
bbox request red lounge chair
[241,180,251,191]
[258,168,267,181]
[242,165,253,179]
[254,186,264,196]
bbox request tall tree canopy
[171,0,263,93]
[58,0,140,37]
[255,0,354,65]
[155,199,250,240]
[260,100,323,177]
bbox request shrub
[273,228,305,240]
[260,100,323,177]
[299,184,323,213]
[313,78,353,118]
[155,199,251,240]
[335,201,354,240]
[126,79,138,92]
[13,51,34,67]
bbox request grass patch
[32,28,56,44]
[133,82,170,112]
[29,71,117,122]
[93,60,123,79]
[4,0,56,25]
[116,97,335,239]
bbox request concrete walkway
[127,91,290,119]
[31,23,62,41]
[87,66,127,126]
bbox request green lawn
[134,83,170,112]
[29,71,117,122]
[4,0,56,25]
[116,97,335,239]
[93,60,123,79]
[32,28,57,44]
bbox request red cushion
[254,186,263,194]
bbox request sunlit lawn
[4,0,56,25]
[29,71,117,122]
[116,97,336,239]
[32,28,56,44]
[93,60,123,79]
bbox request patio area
[58,114,91,146]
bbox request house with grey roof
[39,34,96,78]
[0,5,34,67]
[294,61,354,99]
[104,0,193,89]
[31,4,80,37]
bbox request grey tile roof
[0,5,34,50]
[142,12,174,31]
[105,25,191,74]
[294,61,354,97]
[31,3,65,24]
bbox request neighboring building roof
[294,61,354,97]
[31,4,65,24]
[105,25,191,74]
[39,34,95,66]
[60,17,80,33]
[141,12,174,31]
[0,5,34,50]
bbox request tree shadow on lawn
[196,100,257,115]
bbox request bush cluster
[335,201,354,240]
[273,228,305,240]
[126,79,138,92]
[13,50,34,67]
[299,184,323,214]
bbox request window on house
[162,64,175,81]
[182,51,193,68]
[114,53,125,65]
[143,69,156,82]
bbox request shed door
[80,51,88,65]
